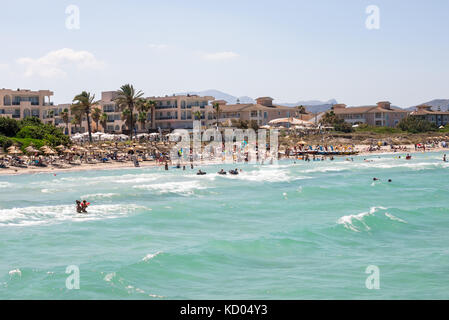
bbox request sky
[0,0,448,107]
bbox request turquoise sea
[1,152,449,299]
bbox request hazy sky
[1,0,448,107]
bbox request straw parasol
[7,146,23,155]
[25,146,40,154]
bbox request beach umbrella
[25,146,40,154]
[8,148,23,155]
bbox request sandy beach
[2,144,447,176]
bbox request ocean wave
[133,181,208,195]
[0,181,12,189]
[8,269,22,277]
[227,168,310,183]
[80,193,119,200]
[337,206,408,232]
[142,251,163,262]
[0,204,147,227]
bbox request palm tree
[71,91,97,142]
[213,102,221,128]
[122,109,137,130]
[193,111,202,121]
[60,108,70,135]
[100,113,108,133]
[295,105,306,117]
[47,110,55,125]
[138,111,148,132]
[147,100,157,129]
[114,84,144,139]
[71,113,81,133]
[91,107,102,132]
[136,98,150,132]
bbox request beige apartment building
[332,101,409,127]
[215,97,298,126]
[98,91,216,132]
[0,88,309,134]
[0,88,54,120]
[410,105,449,127]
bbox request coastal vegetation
[321,111,354,133]
[71,91,97,143]
[0,117,70,152]
[114,84,145,140]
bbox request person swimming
[218,169,227,175]
[81,200,90,213]
[76,200,89,213]
[75,200,83,213]
[373,177,379,181]
[229,169,239,175]
[197,169,206,175]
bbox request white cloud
[16,48,105,78]
[148,43,169,49]
[201,51,239,61]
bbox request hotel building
[215,97,299,126]
[332,101,409,127]
[0,88,54,120]
[410,105,449,127]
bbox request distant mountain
[277,99,338,107]
[275,99,337,114]
[176,89,255,104]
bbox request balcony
[157,116,178,120]
[156,105,177,110]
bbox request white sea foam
[337,206,387,232]
[80,193,119,199]
[134,181,207,195]
[0,204,147,227]
[385,212,407,223]
[8,269,21,277]
[227,168,310,183]
[0,182,12,189]
[142,251,162,262]
[103,272,116,282]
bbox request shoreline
[1,147,447,177]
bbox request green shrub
[0,135,14,151]
[10,138,48,152]
[16,125,70,146]
[0,117,20,137]
[398,116,437,133]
